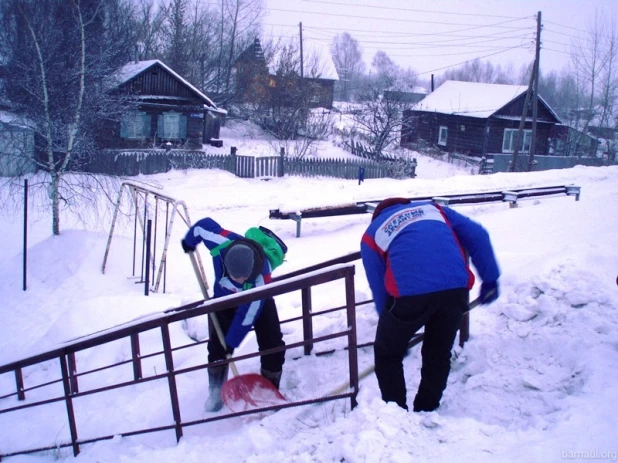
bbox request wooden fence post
[279,147,285,177]
[231,146,237,176]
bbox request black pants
[374,288,468,411]
[208,297,286,372]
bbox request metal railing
[0,263,358,459]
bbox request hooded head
[371,197,411,221]
[224,243,255,280]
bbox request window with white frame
[502,128,532,153]
[438,126,448,146]
[120,112,150,139]
[157,111,187,140]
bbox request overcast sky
[263,0,618,79]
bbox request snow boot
[204,365,229,412]
[260,368,282,389]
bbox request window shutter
[522,131,532,152]
[120,117,128,138]
[157,115,164,140]
[180,115,188,138]
[143,114,151,137]
[502,130,511,152]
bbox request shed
[0,110,35,177]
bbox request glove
[479,281,499,305]
[181,239,196,253]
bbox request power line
[303,26,535,43]
[543,27,605,43]
[265,19,533,39]
[542,38,572,48]
[304,29,530,43]
[414,45,534,76]
[304,31,534,48]
[542,47,573,56]
[298,0,526,20]
[303,33,534,55]
[267,7,531,29]
[544,19,588,34]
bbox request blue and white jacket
[183,217,272,348]
[360,201,500,314]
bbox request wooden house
[233,38,338,110]
[548,124,598,158]
[102,59,226,150]
[401,80,561,157]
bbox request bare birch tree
[0,0,133,235]
[569,11,618,159]
[131,0,166,60]
[571,12,606,136]
[330,32,365,101]
[217,0,264,102]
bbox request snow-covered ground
[1,125,617,462]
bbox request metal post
[144,219,152,296]
[161,324,183,442]
[163,203,170,293]
[68,353,79,394]
[132,196,138,276]
[301,287,313,355]
[60,355,80,457]
[152,199,158,281]
[290,213,302,238]
[131,333,142,380]
[139,195,148,281]
[345,270,359,409]
[23,179,28,291]
[15,368,25,400]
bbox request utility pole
[299,22,304,79]
[509,12,541,172]
[509,68,535,172]
[527,11,542,171]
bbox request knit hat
[224,243,255,279]
[371,197,411,221]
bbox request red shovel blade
[222,373,286,412]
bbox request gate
[234,155,280,179]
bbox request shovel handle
[188,251,240,377]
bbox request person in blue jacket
[181,217,285,412]
[361,197,500,412]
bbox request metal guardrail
[269,184,582,237]
[0,264,358,459]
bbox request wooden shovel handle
[188,251,240,377]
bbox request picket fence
[84,149,416,180]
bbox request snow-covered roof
[412,80,528,118]
[111,60,226,114]
[0,110,33,129]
